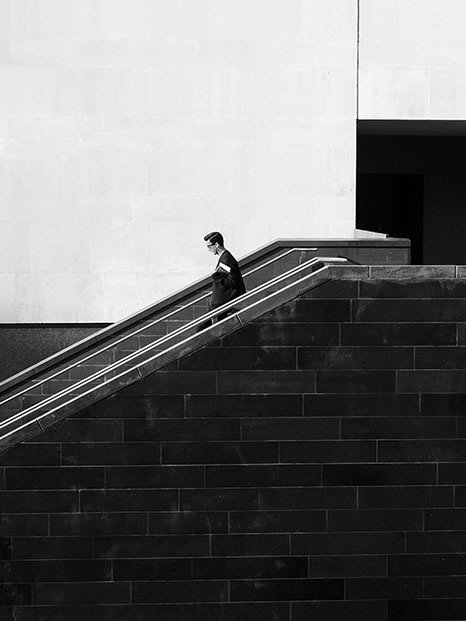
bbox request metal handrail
[0,257,348,438]
[0,236,407,396]
[0,247,308,405]
[0,253,331,411]
[0,246,297,394]
[0,242,339,395]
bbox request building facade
[1,0,465,322]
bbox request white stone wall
[0,0,357,322]
[359,0,466,119]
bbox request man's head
[204,231,224,254]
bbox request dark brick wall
[1,278,466,619]
[0,325,107,382]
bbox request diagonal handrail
[0,235,407,397]
[0,246,316,398]
[0,254,330,410]
[0,257,349,445]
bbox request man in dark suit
[204,231,246,321]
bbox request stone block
[163,441,278,465]
[416,346,466,369]
[308,555,386,578]
[345,577,422,601]
[93,534,209,559]
[358,485,453,509]
[0,514,48,537]
[230,578,343,602]
[301,280,358,299]
[438,464,466,485]
[0,603,291,621]
[360,279,466,298]
[192,556,307,580]
[49,512,147,536]
[329,509,423,532]
[149,511,228,535]
[387,598,466,621]
[132,580,228,604]
[260,487,356,511]
[106,465,203,490]
[12,536,92,560]
[280,439,376,463]
[0,490,78,514]
[426,508,466,531]
[80,489,177,513]
[0,538,11,560]
[0,67,56,116]
[32,420,122,443]
[292,601,387,621]
[378,439,466,462]
[322,463,436,487]
[121,370,216,396]
[388,553,466,577]
[0,223,30,273]
[352,298,466,323]
[304,393,419,417]
[397,370,466,393]
[180,489,260,512]
[5,466,105,490]
[422,577,466,599]
[177,346,296,371]
[217,370,316,394]
[185,394,302,418]
[205,465,321,488]
[32,582,130,606]
[407,531,466,553]
[123,418,240,442]
[230,510,326,535]
[457,323,466,345]
[341,416,456,440]
[211,534,289,557]
[369,265,456,280]
[292,531,404,556]
[453,486,466,507]
[113,558,191,581]
[77,395,183,419]
[1,444,61,467]
[0,559,111,583]
[316,370,395,394]
[0,583,31,606]
[61,442,161,466]
[341,322,456,346]
[298,346,413,370]
[256,299,351,323]
[242,417,338,441]
[221,322,340,347]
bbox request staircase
[2,258,466,620]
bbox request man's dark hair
[204,231,224,246]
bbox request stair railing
[0,246,317,402]
[0,244,319,396]
[0,256,349,446]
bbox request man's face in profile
[206,241,218,254]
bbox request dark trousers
[196,304,237,332]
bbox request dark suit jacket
[210,249,246,307]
